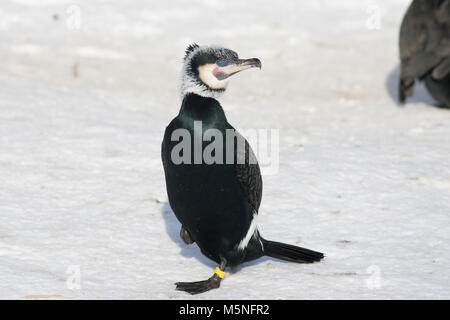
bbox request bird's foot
[175,274,221,295]
[180,226,194,245]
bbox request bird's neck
[178,93,228,129]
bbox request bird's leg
[175,262,226,295]
[180,226,194,244]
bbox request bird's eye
[216,60,226,67]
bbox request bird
[161,44,324,294]
[399,0,450,108]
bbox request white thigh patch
[238,213,258,250]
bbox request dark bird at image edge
[399,0,450,108]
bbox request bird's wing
[399,2,443,78]
[161,127,169,169]
[233,130,263,214]
[433,0,450,80]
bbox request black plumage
[399,0,450,107]
[161,45,324,294]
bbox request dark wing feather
[234,131,263,214]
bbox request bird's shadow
[160,202,274,272]
[385,64,438,107]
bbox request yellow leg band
[214,267,226,279]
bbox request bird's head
[180,44,261,99]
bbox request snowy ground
[0,0,449,299]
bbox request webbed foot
[175,274,221,295]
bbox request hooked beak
[213,58,262,80]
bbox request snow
[0,0,449,299]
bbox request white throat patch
[198,64,229,90]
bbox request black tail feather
[261,238,324,263]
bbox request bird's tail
[261,238,324,263]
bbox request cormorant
[161,44,324,294]
[399,0,450,108]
